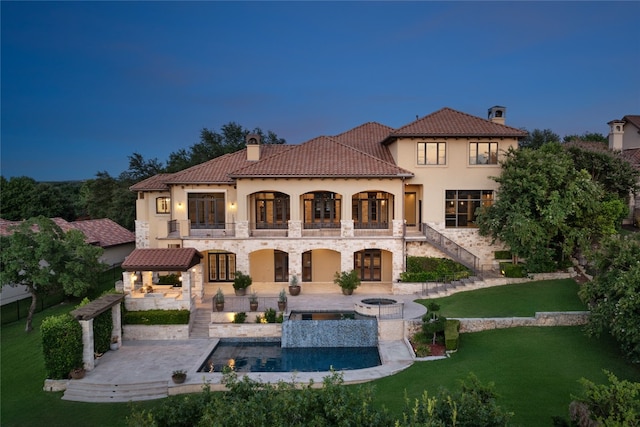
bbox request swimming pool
[198,339,381,373]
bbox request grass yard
[417,278,587,317]
[370,326,640,426]
[2,277,638,426]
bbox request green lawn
[2,278,638,427]
[370,326,640,426]
[416,278,587,317]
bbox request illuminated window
[445,190,493,228]
[156,197,171,214]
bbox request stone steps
[189,307,211,339]
[62,379,168,402]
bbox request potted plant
[248,291,259,311]
[70,367,86,380]
[213,288,225,312]
[278,289,287,311]
[171,369,187,384]
[110,336,119,351]
[333,270,360,295]
[233,271,252,296]
[288,275,301,296]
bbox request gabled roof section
[0,217,134,248]
[332,122,396,163]
[70,219,135,248]
[384,107,527,143]
[229,136,413,179]
[165,145,293,185]
[122,248,203,271]
[130,173,173,192]
[623,115,640,130]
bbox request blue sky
[2,1,639,182]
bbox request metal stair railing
[421,223,480,274]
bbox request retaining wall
[124,324,189,340]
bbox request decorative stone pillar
[192,264,204,302]
[111,304,122,349]
[392,219,405,238]
[181,271,192,306]
[236,220,249,238]
[288,220,301,238]
[79,319,95,370]
[341,220,354,238]
[122,271,135,293]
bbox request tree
[80,171,136,230]
[564,141,640,200]
[563,131,608,145]
[165,122,286,172]
[0,216,104,332]
[579,233,640,362]
[476,143,618,272]
[519,128,560,149]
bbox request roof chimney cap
[488,106,506,124]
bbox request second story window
[156,197,171,214]
[188,193,225,229]
[255,192,290,229]
[417,142,446,165]
[469,142,498,165]
[303,192,341,228]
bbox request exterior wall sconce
[177,202,183,208]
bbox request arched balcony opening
[302,191,341,229]
[352,191,392,230]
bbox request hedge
[401,257,471,282]
[444,319,460,351]
[41,314,83,379]
[499,262,527,278]
[123,309,190,325]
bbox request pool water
[198,340,381,373]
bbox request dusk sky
[2,1,639,182]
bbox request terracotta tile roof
[385,107,528,141]
[129,173,173,191]
[70,219,135,248]
[122,248,203,271]
[166,145,293,185]
[0,217,134,248]
[332,122,396,162]
[229,136,414,178]
[622,148,640,169]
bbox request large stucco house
[608,114,640,225]
[122,106,526,309]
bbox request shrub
[401,257,471,282]
[233,271,252,290]
[41,314,83,379]
[157,274,180,285]
[233,312,247,324]
[494,250,512,260]
[444,319,460,351]
[499,262,527,278]
[123,309,189,325]
[255,308,283,323]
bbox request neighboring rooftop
[121,248,203,271]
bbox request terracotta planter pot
[288,285,301,296]
[70,368,85,380]
[342,288,354,296]
[234,288,246,296]
[215,302,224,312]
[249,302,259,311]
[278,301,287,311]
[172,374,186,384]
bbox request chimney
[608,119,625,150]
[488,106,506,125]
[246,133,261,161]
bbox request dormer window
[156,197,171,214]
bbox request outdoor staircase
[62,380,168,402]
[420,223,480,274]
[189,296,213,339]
[420,275,488,298]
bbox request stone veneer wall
[209,323,282,338]
[124,324,189,340]
[404,311,589,337]
[135,220,150,248]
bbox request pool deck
[60,292,431,402]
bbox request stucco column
[122,271,135,293]
[79,319,95,370]
[192,264,204,302]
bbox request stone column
[80,319,95,370]
[111,304,122,349]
